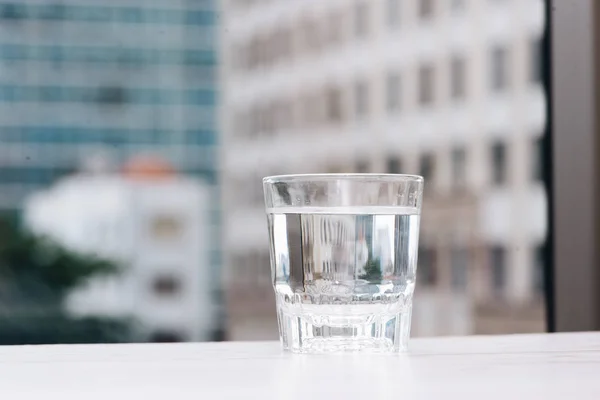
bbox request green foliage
[0,314,131,345]
[0,216,131,344]
[359,258,382,282]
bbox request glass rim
[263,173,424,184]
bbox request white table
[0,332,599,399]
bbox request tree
[359,258,382,283]
[0,216,132,344]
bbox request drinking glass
[263,174,424,353]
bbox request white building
[24,158,217,342]
[220,0,547,338]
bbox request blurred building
[0,0,223,340]
[23,158,218,342]
[220,0,547,339]
[0,0,217,206]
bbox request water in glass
[267,206,420,352]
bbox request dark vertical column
[551,0,600,330]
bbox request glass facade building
[0,0,222,338]
[0,0,217,208]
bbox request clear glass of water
[263,174,424,353]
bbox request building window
[298,93,316,128]
[263,103,276,135]
[327,165,345,174]
[533,246,545,295]
[354,1,369,38]
[386,71,401,112]
[418,0,434,20]
[491,45,510,92]
[254,251,271,285]
[150,215,183,240]
[237,42,248,71]
[418,246,437,285]
[387,0,401,27]
[491,141,507,185]
[152,275,182,296]
[355,160,369,173]
[451,0,466,11]
[272,27,293,63]
[249,104,261,136]
[325,86,343,123]
[451,147,467,187]
[530,39,542,83]
[451,248,469,291]
[531,137,543,181]
[327,10,344,44]
[248,37,261,69]
[490,246,506,295]
[419,153,435,182]
[450,55,466,100]
[255,105,266,135]
[354,79,369,118]
[305,92,324,127]
[386,157,402,174]
[0,4,25,20]
[299,17,321,53]
[96,86,127,105]
[418,64,435,106]
[272,99,293,133]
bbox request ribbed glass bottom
[276,301,412,353]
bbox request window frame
[386,71,401,112]
[451,146,467,188]
[490,45,509,92]
[418,63,435,106]
[490,246,506,296]
[550,0,600,331]
[387,0,401,28]
[450,247,469,292]
[386,156,402,174]
[354,79,369,118]
[354,1,369,38]
[450,54,467,100]
[490,141,507,186]
[419,153,435,183]
[418,0,434,20]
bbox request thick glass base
[276,301,412,353]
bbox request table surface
[1,332,599,399]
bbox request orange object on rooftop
[122,156,176,180]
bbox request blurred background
[0,0,547,344]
